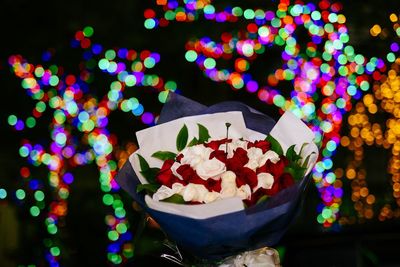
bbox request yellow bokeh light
[366,194,376,204]
[390,13,398,23]
[394,182,400,192]
[365,208,374,219]
[370,24,382,36]
[360,187,369,197]
[346,168,356,179]
[363,94,374,105]
[338,18,400,225]
[341,136,350,147]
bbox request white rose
[153,185,174,201]
[220,171,238,198]
[236,184,252,200]
[259,150,280,166]
[219,139,248,158]
[195,158,226,180]
[247,147,263,160]
[171,183,185,193]
[204,191,221,203]
[245,160,259,171]
[193,184,209,202]
[244,146,263,170]
[181,183,209,202]
[221,171,236,185]
[180,145,213,168]
[153,183,185,201]
[254,173,274,192]
[221,186,237,198]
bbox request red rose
[265,172,295,196]
[244,188,267,206]
[209,150,227,163]
[226,148,249,172]
[156,159,178,187]
[188,175,208,186]
[205,138,232,150]
[279,155,289,166]
[177,164,197,182]
[262,158,287,177]
[256,164,267,174]
[176,164,209,186]
[265,178,280,196]
[247,140,271,153]
[207,178,222,192]
[236,167,258,189]
[176,153,184,162]
[172,177,187,186]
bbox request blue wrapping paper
[115,93,311,260]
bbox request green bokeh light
[34,191,45,201]
[16,189,26,200]
[185,50,197,62]
[30,206,40,217]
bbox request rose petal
[153,183,185,201]
[196,158,226,180]
[247,140,271,153]
[204,191,220,203]
[254,172,274,192]
[236,184,252,200]
[181,183,209,202]
[258,150,280,166]
[221,186,237,198]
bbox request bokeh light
[339,15,400,224]
[7,25,176,265]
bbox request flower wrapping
[116,93,318,260]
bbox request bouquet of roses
[116,93,318,263]
[137,120,313,209]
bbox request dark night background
[1,0,400,266]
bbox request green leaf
[188,137,199,147]
[285,167,297,181]
[140,167,160,184]
[256,195,269,205]
[266,135,283,155]
[285,145,296,161]
[161,194,185,204]
[176,124,189,151]
[285,164,307,181]
[295,168,307,180]
[136,183,160,194]
[198,123,211,143]
[285,145,301,162]
[152,151,177,161]
[137,154,150,171]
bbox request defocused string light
[8,26,176,265]
[0,188,8,199]
[338,15,400,225]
